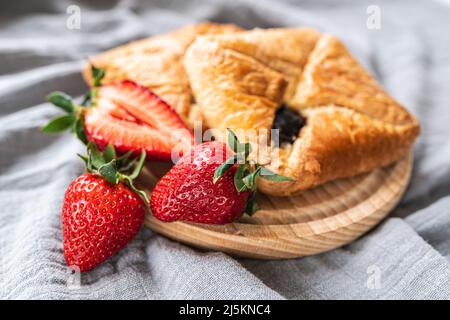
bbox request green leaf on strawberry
[129,151,146,180]
[241,142,252,159]
[41,114,76,133]
[116,150,134,171]
[103,144,116,163]
[46,92,75,113]
[233,164,247,192]
[88,141,107,169]
[242,166,261,190]
[91,65,106,87]
[227,128,240,153]
[42,65,106,144]
[244,195,259,216]
[213,154,238,183]
[73,115,88,144]
[259,167,293,181]
[81,141,149,204]
[214,129,293,216]
[98,160,119,185]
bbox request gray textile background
[1,0,450,300]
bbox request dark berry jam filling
[271,104,306,145]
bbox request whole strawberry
[150,130,292,224]
[62,142,148,272]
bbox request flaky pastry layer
[184,28,420,196]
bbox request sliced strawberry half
[84,80,194,161]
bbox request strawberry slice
[43,67,194,161]
[85,80,194,160]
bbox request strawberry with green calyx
[150,129,292,224]
[213,129,293,215]
[63,142,148,272]
[42,65,194,160]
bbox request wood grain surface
[139,154,412,259]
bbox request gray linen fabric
[1,0,449,300]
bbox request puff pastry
[184,28,420,196]
[83,22,242,127]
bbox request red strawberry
[63,174,145,271]
[62,142,148,272]
[43,65,194,161]
[151,141,249,224]
[150,130,292,224]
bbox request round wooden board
[139,154,412,259]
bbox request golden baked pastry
[83,22,242,127]
[184,28,420,196]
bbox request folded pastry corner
[184,28,420,196]
[83,22,242,128]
